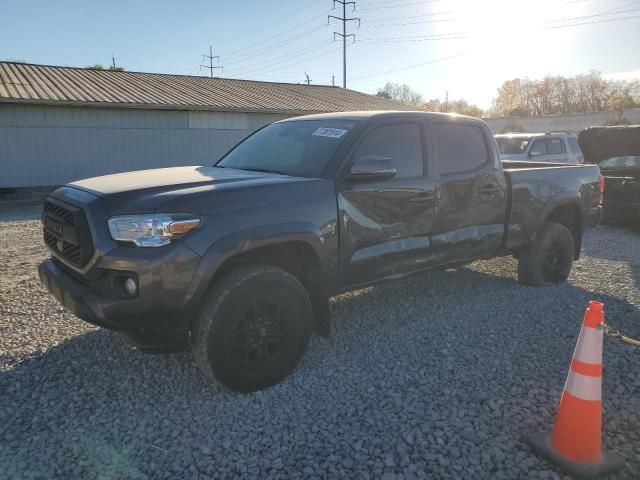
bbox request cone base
[527,432,625,479]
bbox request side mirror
[347,155,396,182]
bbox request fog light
[124,278,137,296]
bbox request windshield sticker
[312,127,348,139]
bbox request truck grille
[43,200,94,268]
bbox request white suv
[495,132,584,164]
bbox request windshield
[496,137,530,155]
[599,156,640,169]
[217,120,356,177]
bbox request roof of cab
[278,111,484,123]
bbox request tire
[192,265,312,392]
[517,222,575,286]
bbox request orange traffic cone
[527,301,625,478]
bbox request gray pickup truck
[38,111,602,391]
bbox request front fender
[181,222,337,315]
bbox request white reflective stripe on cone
[574,326,603,364]
[565,370,602,401]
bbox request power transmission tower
[329,0,360,88]
[201,45,223,78]
[304,72,312,85]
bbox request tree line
[490,71,640,117]
[376,82,483,117]
[376,71,640,119]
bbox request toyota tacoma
[38,111,602,391]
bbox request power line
[223,25,327,67]
[362,10,452,23]
[217,11,330,59]
[348,51,470,81]
[200,45,223,78]
[329,0,360,88]
[360,35,468,43]
[357,0,442,11]
[362,17,454,28]
[225,41,334,76]
[216,0,322,46]
[358,0,439,7]
[545,6,640,23]
[242,46,341,80]
[547,13,640,29]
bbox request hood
[578,125,640,164]
[69,166,308,213]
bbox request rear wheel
[517,222,575,286]
[192,265,312,392]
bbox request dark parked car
[579,125,640,222]
[39,111,602,391]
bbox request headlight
[107,214,201,247]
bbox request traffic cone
[527,301,625,478]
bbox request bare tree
[376,82,424,106]
[423,97,483,117]
[490,71,639,117]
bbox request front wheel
[517,222,575,286]
[192,265,312,392]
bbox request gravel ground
[1,209,639,480]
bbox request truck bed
[501,160,601,252]
[502,160,591,171]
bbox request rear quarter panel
[503,163,601,250]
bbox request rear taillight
[598,175,606,205]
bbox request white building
[0,62,410,188]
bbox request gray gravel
[1,209,639,479]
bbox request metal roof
[0,62,414,114]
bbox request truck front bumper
[38,243,201,352]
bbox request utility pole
[111,54,116,70]
[329,0,360,88]
[445,90,449,111]
[201,45,223,78]
[304,72,312,85]
[332,73,335,87]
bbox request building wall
[0,104,292,188]
[484,108,640,134]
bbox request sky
[2,0,640,110]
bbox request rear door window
[432,123,489,175]
[529,140,547,156]
[548,138,566,154]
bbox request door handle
[477,184,501,194]
[409,191,437,204]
